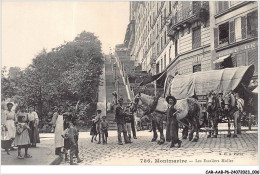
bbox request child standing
[14,108,31,159]
[124,106,133,142]
[90,116,97,142]
[62,121,82,165]
[100,116,109,144]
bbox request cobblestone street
[60,128,258,166]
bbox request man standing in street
[166,95,182,148]
[115,97,132,145]
[95,109,102,144]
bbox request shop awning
[139,70,166,86]
[213,54,231,64]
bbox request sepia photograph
[1,0,259,174]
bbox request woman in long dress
[51,105,64,157]
[14,106,32,159]
[28,106,40,147]
[2,102,16,151]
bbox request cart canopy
[164,65,255,99]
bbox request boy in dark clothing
[100,116,109,144]
[62,120,82,165]
[115,97,132,145]
[124,105,133,141]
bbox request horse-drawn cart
[164,65,256,128]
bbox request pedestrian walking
[2,102,16,151]
[166,96,182,148]
[100,116,109,144]
[28,105,40,147]
[51,105,64,157]
[14,106,32,159]
[90,116,97,142]
[115,97,132,145]
[95,109,102,144]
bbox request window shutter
[229,21,235,43]
[223,1,229,10]
[214,27,218,48]
[241,16,247,39]
[218,2,223,13]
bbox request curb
[50,156,62,165]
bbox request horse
[221,91,241,137]
[133,93,166,145]
[132,93,202,144]
[206,90,220,138]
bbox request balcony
[167,2,209,39]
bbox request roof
[164,65,255,99]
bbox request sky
[2,1,130,69]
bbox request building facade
[124,1,258,90]
[212,1,258,80]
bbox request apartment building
[125,1,258,85]
[212,1,258,80]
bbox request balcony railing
[175,7,194,24]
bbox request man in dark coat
[115,97,132,145]
[166,95,182,148]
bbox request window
[193,64,201,73]
[164,9,166,24]
[156,62,159,74]
[235,18,242,41]
[164,54,166,69]
[219,22,229,45]
[235,53,247,67]
[192,27,201,49]
[161,36,163,50]
[175,40,178,57]
[169,1,172,13]
[169,46,171,63]
[161,59,163,72]
[164,31,167,44]
[247,10,258,39]
[218,1,229,13]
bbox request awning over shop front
[213,54,231,64]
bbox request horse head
[206,90,218,111]
[132,93,152,117]
[223,91,236,112]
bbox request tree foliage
[1,31,104,120]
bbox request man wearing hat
[28,105,40,147]
[166,95,182,148]
[115,97,132,145]
[2,102,16,150]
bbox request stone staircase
[104,55,129,130]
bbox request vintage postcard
[1,1,259,174]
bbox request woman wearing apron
[51,105,65,157]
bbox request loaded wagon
[163,65,256,127]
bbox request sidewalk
[1,136,58,165]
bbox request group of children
[90,109,109,145]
